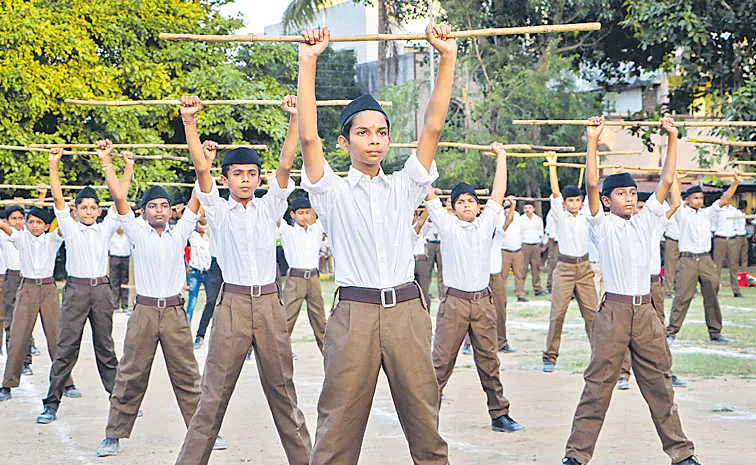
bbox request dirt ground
[1,294,754,465]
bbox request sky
[220,0,291,34]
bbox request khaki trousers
[2,280,73,388]
[414,256,432,307]
[106,302,200,439]
[176,289,311,465]
[433,292,510,419]
[521,243,543,293]
[667,255,722,339]
[737,235,748,270]
[44,280,118,409]
[489,273,508,349]
[590,263,605,302]
[425,241,445,297]
[283,272,326,353]
[501,249,526,298]
[543,260,597,364]
[663,239,679,295]
[547,240,559,291]
[621,279,667,378]
[713,236,741,294]
[109,255,131,309]
[3,272,31,363]
[565,298,695,464]
[310,290,448,465]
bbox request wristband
[182,117,197,126]
[101,164,114,171]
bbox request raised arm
[503,197,517,231]
[277,95,299,188]
[546,152,560,197]
[666,173,684,218]
[180,96,214,193]
[489,142,508,205]
[297,28,331,183]
[0,220,11,236]
[585,116,605,216]
[36,183,48,203]
[416,24,457,171]
[655,117,678,203]
[119,151,135,197]
[413,208,429,235]
[48,149,65,210]
[97,140,129,215]
[717,171,742,207]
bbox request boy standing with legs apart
[542,153,598,373]
[428,144,524,433]
[36,148,132,423]
[175,95,311,465]
[298,25,455,464]
[1,206,32,369]
[562,116,698,465]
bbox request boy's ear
[337,135,350,153]
[44,224,51,232]
[601,195,611,209]
[220,175,229,187]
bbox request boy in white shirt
[109,226,132,312]
[520,201,546,296]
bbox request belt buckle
[380,288,397,308]
[632,295,642,306]
[156,298,167,309]
[90,278,99,287]
[303,270,312,279]
[576,255,584,264]
[251,285,262,298]
[472,291,482,300]
[34,278,43,286]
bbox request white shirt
[188,231,211,272]
[278,220,324,270]
[119,208,198,298]
[500,211,522,251]
[1,230,21,271]
[9,229,64,279]
[55,204,120,278]
[664,215,680,240]
[197,177,294,286]
[0,237,6,275]
[422,221,440,242]
[588,195,669,295]
[545,208,559,241]
[676,201,724,253]
[301,151,437,288]
[550,195,589,257]
[713,204,739,238]
[490,215,508,274]
[650,216,670,275]
[734,210,747,236]
[412,225,426,256]
[519,213,544,244]
[109,232,132,257]
[427,198,503,292]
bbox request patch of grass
[670,353,756,377]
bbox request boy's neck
[231,193,253,208]
[351,162,381,179]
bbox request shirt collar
[77,220,100,232]
[608,212,629,228]
[293,222,311,233]
[227,195,256,211]
[347,165,389,188]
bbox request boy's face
[452,193,480,223]
[339,111,391,169]
[76,198,102,226]
[27,216,50,236]
[524,204,535,216]
[222,164,261,201]
[564,196,583,214]
[143,198,171,228]
[687,192,704,209]
[7,211,25,230]
[633,201,646,215]
[601,186,637,219]
[292,208,313,227]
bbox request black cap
[3,205,24,219]
[339,94,389,132]
[254,188,267,199]
[601,172,637,196]
[684,185,703,198]
[638,192,652,203]
[450,182,479,206]
[141,186,171,209]
[523,200,535,207]
[739,200,747,210]
[28,206,53,225]
[75,186,100,205]
[221,148,261,168]
[290,197,311,212]
[562,185,581,199]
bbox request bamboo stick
[439,188,489,195]
[687,137,756,147]
[29,143,268,150]
[484,150,642,158]
[0,184,108,190]
[733,160,756,166]
[389,142,576,152]
[159,22,601,43]
[513,119,756,128]
[65,98,392,108]
[0,145,97,156]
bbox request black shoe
[499,344,517,353]
[665,292,673,299]
[491,414,525,432]
[0,387,11,402]
[733,292,743,298]
[516,297,529,303]
[64,385,82,398]
[22,364,33,376]
[562,458,583,465]
[673,456,701,465]
[672,375,687,388]
[31,344,40,356]
[194,336,204,349]
[535,291,547,297]
[36,406,57,424]
[711,335,732,343]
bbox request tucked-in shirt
[650,215,670,275]
[422,220,440,242]
[197,177,294,286]
[500,211,522,251]
[119,208,198,298]
[490,215,508,274]
[412,223,427,256]
[55,204,120,278]
[9,229,64,279]
[712,204,739,238]
[0,236,6,275]
[1,230,21,271]
[665,215,680,240]
[427,198,503,291]
[278,220,324,270]
[301,151,438,288]
[550,195,589,257]
[519,213,544,244]
[188,231,211,272]
[545,208,559,241]
[675,201,725,254]
[109,233,132,257]
[733,210,747,235]
[588,195,669,295]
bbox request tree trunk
[377,0,389,89]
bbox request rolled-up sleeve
[301,161,339,195]
[301,161,344,219]
[117,209,144,244]
[480,200,504,232]
[425,198,452,237]
[194,182,225,229]
[261,176,295,221]
[402,150,439,186]
[53,204,76,237]
[177,208,200,242]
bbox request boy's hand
[282,95,297,116]
[544,151,558,164]
[180,96,203,118]
[586,116,605,141]
[36,183,47,193]
[733,170,743,183]
[299,27,330,59]
[202,140,218,164]
[660,116,678,138]
[491,142,507,159]
[121,151,135,168]
[506,196,516,207]
[95,139,114,161]
[48,148,64,164]
[426,24,457,57]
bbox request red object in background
[184,245,191,264]
[738,272,756,288]
[660,267,665,278]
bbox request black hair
[74,197,99,207]
[222,163,261,178]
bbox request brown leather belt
[605,292,651,305]
[680,252,709,258]
[136,294,184,308]
[68,276,110,286]
[23,277,55,285]
[650,274,661,283]
[6,270,21,277]
[339,283,420,308]
[664,237,678,242]
[502,248,521,253]
[558,253,589,264]
[223,282,278,297]
[289,268,319,279]
[414,255,428,261]
[714,235,735,240]
[446,287,491,301]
